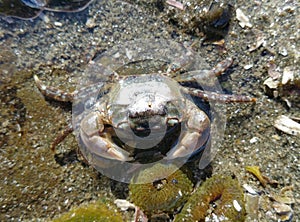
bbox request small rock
[249,137,259,144]
[114,199,135,211]
[279,47,288,56]
[86,18,96,28]
[54,21,63,27]
[244,64,253,70]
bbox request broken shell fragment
[268,62,282,80]
[263,77,280,98]
[281,66,294,85]
[243,184,259,195]
[236,8,252,28]
[272,202,294,222]
[274,115,300,136]
[249,29,265,52]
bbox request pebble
[86,18,96,28]
[114,199,135,211]
[243,64,253,70]
[249,137,259,144]
[279,47,288,56]
[54,22,63,27]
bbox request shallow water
[0,0,299,221]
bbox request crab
[34,40,256,174]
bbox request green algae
[174,174,246,222]
[51,198,123,222]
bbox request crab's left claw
[80,111,133,162]
[165,101,210,159]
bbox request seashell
[274,115,300,136]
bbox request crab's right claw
[165,103,210,159]
[80,112,133,162]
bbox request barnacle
[129,163,193,215]
[174,175,246,222]
[51,198,123,222]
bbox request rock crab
[34,39,255,182]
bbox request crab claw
[80,112,133,162]
[165,102,210,159]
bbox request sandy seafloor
[0,0,299,221]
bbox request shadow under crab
[34,38,256,183]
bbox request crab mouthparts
[129,114,167,136]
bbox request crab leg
[50,123,74,152]
[166,101,210,159]
[34,75,75,102]
[183,87,256,103]
[175,58,233,83]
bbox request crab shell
[79,74,211,166]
